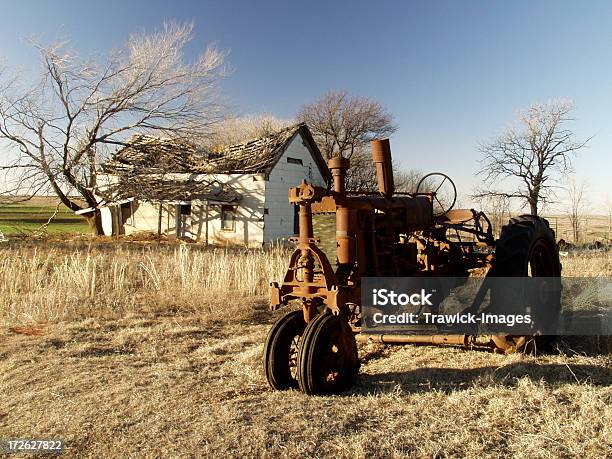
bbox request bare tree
[341,150,420,193]
[0,22,227,233]
[205,114,292,148]
[606,195,612,242]
[566,176,589,244]
[297,90,402,192]
[297,90,397,160]
[475,101,589,215]
[394,168,433,193]
[322,146,425,193]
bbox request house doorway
[176,202,192,239]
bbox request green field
[0,198,90,236]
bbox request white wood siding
[196,173,265,247]
[263,133,326,242]
[100,173,266,248]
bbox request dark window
[287,157,303,165]
[221,205,236,231]
[293,205,299,235]
[263,208,269,215]
[180,203,192,215]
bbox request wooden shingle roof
[102,123,329,179]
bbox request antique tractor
[264,139,561,395]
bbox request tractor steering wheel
[416,172,457,216]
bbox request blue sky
[1,0,611,211]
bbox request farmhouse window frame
[221,205,236,232]
[287,157,303,165]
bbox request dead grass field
[0,243,611,458]
[544,214,610,243]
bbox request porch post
[205,200,209,246]
[157,201,163,243]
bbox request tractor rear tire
[493,214,561,277]
[490,215,562,353]
[263,310,306,390]
[297,312,359,395]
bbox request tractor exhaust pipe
[371,139,394,197]
[327,155,354,265]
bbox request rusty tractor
[264,139,561,395]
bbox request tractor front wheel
[297,312,359,395]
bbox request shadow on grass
[69,346,135,358]
[242,300,286,326]
[353,361,612,395]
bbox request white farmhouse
[97,124,329,247]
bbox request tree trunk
[85,211,104,236]
[528,197,538,216]
[47,173,105,235]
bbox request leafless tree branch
[297,90,401,191]
[566,176,589,243]
[0,21,228,233]
[475,101,589,215]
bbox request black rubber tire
[295,313,331,392]
[263,310,306,390]
[297,312,359,395]
[490,215,562,351]
[493,215,561,277]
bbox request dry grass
[0,242,290,326]
[560,250,612,277]
[544,214,610,243]
[1,312,610,458]
[1,241,608,327]
[0,242,610,458]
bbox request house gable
[263,132,327,242]
[262,125,330,183]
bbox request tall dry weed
[561,250,612,277]
[0,243,291,326]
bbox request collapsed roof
[101,175,241,204]
[102,123,329,178]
